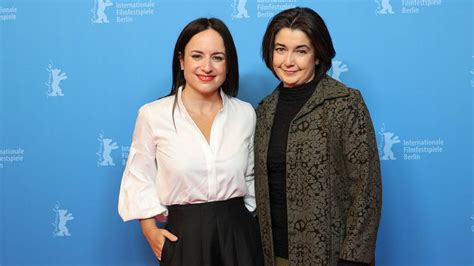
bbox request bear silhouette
[377,0,394,14]
[235,0,249,18]
[382,132,400,160]
[49,68,67,96]
[100,138,118,166]
[56,209,74,236]
[95,0,113,23]
[331,60,348,82]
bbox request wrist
[139,218,158,236]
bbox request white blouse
[118,88,256,222]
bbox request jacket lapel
[293,75,350,121]
[255,88,279,264]
[257,87,279,192]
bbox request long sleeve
[118,105,167,222]
[244,106,257,212]
[340,90,382,263]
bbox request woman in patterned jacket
[254,7,382,266]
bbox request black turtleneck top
[267,78,318,259]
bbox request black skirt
[161,197,263,266]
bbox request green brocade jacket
[254,76,382,266]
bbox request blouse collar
[176,86,228,113]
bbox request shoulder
[132,95,175,126]
[258,87,279,107]
[225,96,256,129]
[226,95,252,108]
[326,86,371,125]
[255,87,279,116]
[321,76,365,107]
[226,96,255,116]
[340,87,366,110]
[138,95,175,115]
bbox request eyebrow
[189,50,226,55]
[274,43,311,50]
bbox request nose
[283,52,295,67]
[201,57,213,73]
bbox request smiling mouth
[197,75,215,81]
[282,69,298,75]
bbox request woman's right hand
[140,218,178,261]
[144,228,178,260]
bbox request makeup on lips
[197,74,215,81]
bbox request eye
[274,47,286,54]
[191,54,203,60]
[211,55,225,62]
[296,49,308,55]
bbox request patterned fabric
[254,75,382,266]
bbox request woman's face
[272,28,318,88]
[180,29,227,96]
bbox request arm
[118,105,177,260]
[244,106,257,213]
[118,105,167,221]
[340,90,382,264]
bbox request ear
[179,52,184,70]
[315,58,320,65]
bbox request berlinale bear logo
[379,126,400,160]
[331,60,349,82]
[97,131,119,166]
[375,0,395,15]
[92,0,113,23]
[232,0,249,19]
[45,63,68,97]
[52,202,74,237]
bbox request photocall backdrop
[1,0,472,265]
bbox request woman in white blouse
[118,18,262,266]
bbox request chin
[281,79,300,87]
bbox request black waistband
[167,197,244,212]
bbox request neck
[181,87,223,113]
